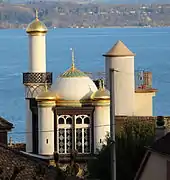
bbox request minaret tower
[103,40,135,116]
[23,9,52,153]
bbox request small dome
[51,67,97,101]
[36,90,59,101]
[26,19,47,34]
[26,10,47,34]
[91,80,110,100]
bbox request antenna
[70,48,75,70]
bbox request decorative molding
[37,101,56,107]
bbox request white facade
[105,56,135,116]
[52,77,97,101]
[38,102,55,155]
[134,92,156,116]
[28,35,46,72]
[94,104,110,152]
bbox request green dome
[60,67,87,78]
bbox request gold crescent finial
[35,8,39,20]
[70,48,75,70]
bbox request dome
[51,66,97,101]
[36,90,59,101]
[26,10,47,34]
[91,80,110,100]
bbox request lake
[0,27,169,141]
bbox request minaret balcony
[23,72,52,85]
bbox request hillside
[1,2,170,28]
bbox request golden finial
[44,81,48,92]
[99,79,102,89]
[101,79,105,89]
[35,8,39,20]
[70,48,75,70]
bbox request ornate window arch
[57,114,91,154]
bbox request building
[135,132,170,180]
[23,10,110,157]
[22,10,157,159]
[103,40,157,116]
[0,116,13,145]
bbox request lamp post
[109,68,117,180]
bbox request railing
[84,70,153,89]
[23,72,53,85]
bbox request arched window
[75,115,91,154]
[57,115,73,154]
[57,114,91,154]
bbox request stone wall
[115,116,170,133]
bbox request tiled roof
[60,67,87,78]
[0,143,58,180]
[103,40,135,57]
[0,117,13,130]
[150,132,170,155]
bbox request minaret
[23,9,52,153]
[103,40,135,116]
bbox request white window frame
[57,114,91,154]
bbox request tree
[87,119,155,180]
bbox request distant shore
[0,26,170,30]
[0,26,169,30]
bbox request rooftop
[103,40,135,57]
[0,116,13,130]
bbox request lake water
[0,27,170,142]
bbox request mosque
[22,10,157,157]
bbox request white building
[103,40,157,117]
[23,11,157,157]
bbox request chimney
[155,116,167,141]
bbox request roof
[36,90,59,101]
[103,40,135,57]
[150,132,170,156]
[26,10,47,34]
[135,132,170,180]
[26,19,48,34]
[0,143,58,180]
[134,151,151,180]
[0,117,13,130]
[91,80,110,100]
[60,67,87,78]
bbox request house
[135,132,170,180]
[0,116,13,145]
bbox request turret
[103,40,135,116]
[91,80,110,152]
[36,88,58,155]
